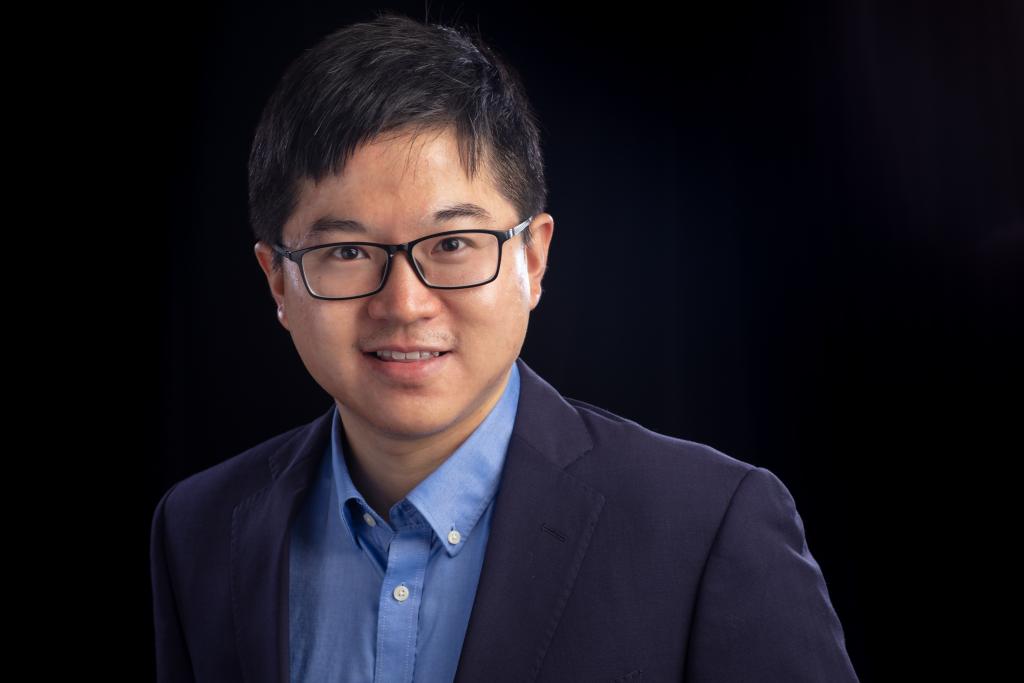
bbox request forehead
[286,128,511,243]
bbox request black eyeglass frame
[271,215,534,301]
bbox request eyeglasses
[271,216,533,300]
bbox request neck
[336,365,512,523]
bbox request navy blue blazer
[150,356,859,682]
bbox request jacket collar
[230,356,604,683]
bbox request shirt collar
[330,361,521,558]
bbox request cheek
[287,301,358,367]
[462,267,530,323]
[471,269,531,349]
[283,267,307,300]
[506,246,531,299]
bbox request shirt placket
[369,501,433,683]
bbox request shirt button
[393,584,410,602]
[362,512,376,527]
[448,529,462,545]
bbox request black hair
[247,10,548,272]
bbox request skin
[254,126,554,523]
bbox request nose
[365,249,443,322]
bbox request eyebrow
[301,203,495,242]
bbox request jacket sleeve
[683,466,860,682]
[150,482,197,683]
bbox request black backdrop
[120,1,1021,679]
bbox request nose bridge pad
[381,245,426,291]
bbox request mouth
[361,348,452,384]
[363,350,452,363]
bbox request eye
[330,245,367,260]
[437,237,465,253]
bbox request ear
[524,214,554,311]
[254,241,291,330]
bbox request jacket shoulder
[563,395,754,476]
[559,395,797,557]
[152,416,314,526]
[560,396,773,525]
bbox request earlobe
[255,241,290,329]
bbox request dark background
[101,0,1020,679]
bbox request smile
[362,349,452,384]
[374,350,446,361]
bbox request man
[150,11,859,683]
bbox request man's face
[255,127,553,442]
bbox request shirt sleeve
[683,466,860,682]
[150,481,198,683]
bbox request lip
[361,349,452,385]
[364,345,450,353]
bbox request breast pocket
[610,669,643,682]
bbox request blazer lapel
[453,358,605,682]
[230,403,334,683]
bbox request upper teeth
[375,350,442,360]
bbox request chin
[350,391,455,427]
[372,411,456,439]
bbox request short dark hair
[248,11,548,272]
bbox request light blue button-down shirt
[289,361,521,683]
